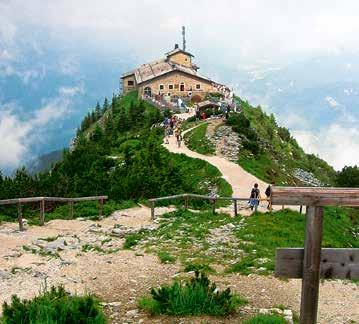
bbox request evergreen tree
[103,97,109,114]
[95,102,101,120]
[337,165,359,187]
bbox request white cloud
[325,96,339,108]
[0,110,31,166]
[0,85,82,169]
[3,0,359,64]
[59,84,84,96]
[293,124,359,170]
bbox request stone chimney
[174,43,179,49]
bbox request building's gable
[167,52,192,68]
[138,70,215,98]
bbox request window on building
[168,84,174,90]
[128,80,134,86]
[174,84,179,90]
[180,82,185,91]
[167,93,171,96]
[196,84,201,90]
[159,84,164,90]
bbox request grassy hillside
[231,97,336,185]
[184,123,215,155]
[0,91,231,221]
[184,97,336,186]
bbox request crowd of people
[163,116,183,147]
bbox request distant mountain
[26,150,64,175]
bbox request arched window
[144,87,152,97]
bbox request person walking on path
[265,183,273,210]
[249,183,260,213]
[195,105,201,122]
[175,125,182,148]
[164,125,170,144]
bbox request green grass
[184,123,215,155]
[230,97,336,186]
[183,262,216,274]
[227,207,359,274]
[123,230,149,249]
[157,251,176,264]
[139,271,247,316]
[122,207,358,276]
[81,244,119,254]
[244,314,286,324]
[1,286,106,324]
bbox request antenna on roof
[182,26,186,51]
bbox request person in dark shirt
[249,183,260,212]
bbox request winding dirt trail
[166,122,267,196]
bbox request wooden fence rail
[148,193,268,220]
[0,196,108,230]
[271,186,359,324]
[150,188,359,323]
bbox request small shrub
[244,314,286,324]
[157,251,176,264]
[139,271,247,316]
[184,262,216,274]
[123,232,143,249]
[1,286,106,323]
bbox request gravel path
[164,119,299,214]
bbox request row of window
[159,83,201,91]
[127,79,202,91]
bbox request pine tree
[95,102,101,120]
[102,97,109,114]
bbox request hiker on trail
[169,118,174,133]
[225,104,230,120]
[249,183,260,212]
[195,105,200,121]
[265,183,273,210]
[164,125,170,144]
[175,125,182,148]
[201,111,206,120]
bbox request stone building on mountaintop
[121,28,233,109]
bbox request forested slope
[0,91,231,202]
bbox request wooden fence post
[184,195,189,210]
[233,199,238,217]
[99,199,104,218]
[212,198,216,214]
[151,201,155,220]
[68,201,74,218]
[300,206,324,324]
[39,199,45,226]
[17,202,24,231]
[299,205,303,214]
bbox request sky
[1,0,359,171]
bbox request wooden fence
[271,186,359,324]
[148,193,270,219]
[0,196,108,231]
[149,188,359,324]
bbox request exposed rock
[293,168,323,186]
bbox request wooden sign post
[271,187,359,324]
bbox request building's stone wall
[122,75,136,94]
[168,52,192,67]
[138,71,216,99]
